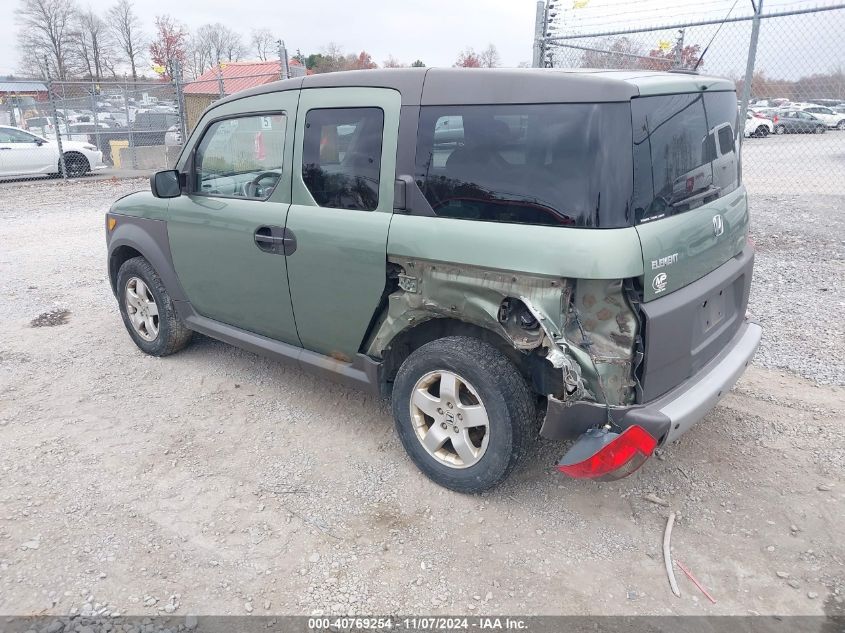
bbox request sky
[2,0,843,80]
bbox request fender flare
[107,215,187,303]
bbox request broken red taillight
[557,425,658,481]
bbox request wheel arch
[377,316,561,400]
[107,215,187,303]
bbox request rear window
[631,91,739,223]
[414,103,633,228]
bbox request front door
[0,128,57,176]
[285,87,401,359]
[167,92,300,345]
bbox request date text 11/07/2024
[307,617,529,630]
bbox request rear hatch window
[632,91,748,301]
[632,91,740,224]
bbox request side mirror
[34,138,45,146]
[150,169,182,199]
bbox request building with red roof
[183,59,308,129]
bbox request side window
[302,107,384,211]
[416,103,633,228]
[193,113,286,200]
[0,128,37,143]
[717,124,735,155]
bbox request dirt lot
[1,133,843,618]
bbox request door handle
[254,226,296,255]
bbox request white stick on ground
[663,511,681,597]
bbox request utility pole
[673,28,686,68]
[45,57,67,179]
[738,0,764,145]
[277,40,291,79]
[173,59,187,142]
[532,1,545,68]
[533,1,558,68]
[216,62,225,97]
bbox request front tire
[837,120,845,130]
[117,257,192,356]
[775,125,786,135]
[815,125,826,134]
[392,336,535,493]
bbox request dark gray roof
[212,67,729,109]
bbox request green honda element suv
[106,68,761,493]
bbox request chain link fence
[0,60,306,183]
[543,3,845,195]
[1,79,181,181]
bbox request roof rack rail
[667,68,700,75]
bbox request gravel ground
[0,134,843,619]
[743,133,845,385]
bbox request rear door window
[302,107,384,211]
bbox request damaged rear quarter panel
[368,215,645,406]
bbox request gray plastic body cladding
[638,246,754,402]
[541,319,761,444]
[178,307,382,396]
[106,214,187,302]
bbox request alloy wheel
[124,277,160,341]
[409,370,490,469]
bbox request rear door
[631,91,747,301]
[285,87,401,359]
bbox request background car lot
[0,132,842,617]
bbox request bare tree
[15,0,78,79]
[383,55,405,68]
[479,43,500,68]
[193,23,245,72]
[250,29,274,61]
[70,9,115,81]
[107,0,145,82]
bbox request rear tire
[775,125,786,135]
[755,125,769,138]
[62,152,90,177]
[392,336,535,494]
[837,120,845,130]
[117,256,192,357]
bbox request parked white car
[744,112,774,137]
[795,104,845,129]
[164,124,182,147]
[0,125,105,178]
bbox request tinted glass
[718,125,734,154]
[302,107,384,211]
[414,103,633,228]
[194,114,286,200]
[631,91,739,223]
[0,128,37,143]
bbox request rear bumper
[541,318,762,444]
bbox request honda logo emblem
[712,214,724,237]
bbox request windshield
[414,103,633,228]
[631,91,740,224]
